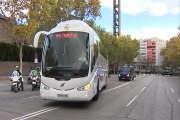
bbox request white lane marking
[102,75,144,94]
[127,95,138,107]
[102,82,131,93]
[134,75,145,80]
[141,87,146,92]
[12,107,59,120]
[171,88,175,93]
[178,99,180,103]
[23,96,39,99]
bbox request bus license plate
[57,94,68,97]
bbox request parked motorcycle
[9,74,23,92]
[31,75,41,91]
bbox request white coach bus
[33,20,108,101]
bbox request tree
[29,0,57,31]
[93,25,139,74]
[115,35,139,65]
[2,0,30,72]
[1,0,101,73]
[1,0,57,72]
[161,36,180,67]
[54,0,101,22]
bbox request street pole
[178,0,180,36]
[34,48,38,68]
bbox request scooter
[9,74,23,93]
[31,75,41,91]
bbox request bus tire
[93,80,99,101]
[103,77,108,89]
[32,85,35,91]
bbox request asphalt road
[0,74,180,120]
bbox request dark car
[161,69,173,76]
[118,65,135,81]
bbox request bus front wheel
[93,80,99,101]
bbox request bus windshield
[42,31,90,79]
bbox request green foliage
[94,26,140,68]
[161,36,180,67]
[1,0,140,71]
[29,0,101,39]
[2,0,101,44]
[54,0,101,22]
[0,42,42,62]
[0,43,19,61]
[113,35,139,65]
[22,46,34,61]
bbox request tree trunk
[113,64,116,74]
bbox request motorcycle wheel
[12,86,18,93]
[32,84,35,91]
[28,79,32,84]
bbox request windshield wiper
[70,71,87,77]
[55,76,71,81]
[44,66,73,77]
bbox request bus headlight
[77,83,91,91]
[41,82,50,90]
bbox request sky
[96,0,180,40]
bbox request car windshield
[119,67,131,73]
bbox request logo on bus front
[60,83,65,87]
[64,24,69,30]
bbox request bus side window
[91,43,98,72]
[42,37,49,69]
[91,55,95,72]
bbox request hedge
[0,42,42,62]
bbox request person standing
[14,66,24,91]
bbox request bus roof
[33,20,100,48]
[49,20,95,34]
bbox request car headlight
[119,74,121,76]
[77,83,91,91]
[127,74,129,77]
[41,82,50,90]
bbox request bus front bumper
[40,87,95,101]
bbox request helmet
[15,66,19,70]
[37,67,40,70]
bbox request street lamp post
[178,0,180,36]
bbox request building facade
[146,40,156,64]
[138,38,166,67]
[0,14,12,43]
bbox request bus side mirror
[33,31,48,48]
